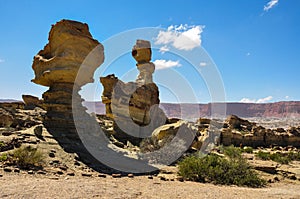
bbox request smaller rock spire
[132,40,155,86]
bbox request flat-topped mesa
[31,19,104,139]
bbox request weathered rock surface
[101,75,161,125]
[0,108,14,127]
[100,40,166,144]
[11,108,45,129]
[101,40,160,125]
[132,40,154,85]
[139,119,212,154]
[219,115,300,147]
[32,19,103,87]
[0,102,24,112]
[28,19,111,173]
[31,19,104,140]
[22,95,42,109]
[0,102,44,129]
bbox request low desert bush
[221,145,242,159]
[10,145,44,169]
[287,151,300,161]
[0,141,4,147]
[0,153,8,161]
[269,153,290,164]
[242,146,254,154]
[178,150,266,187]
[256,151,300,164]
[256,151,270,160]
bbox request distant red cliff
[84,101,300,118]
[160,101,300,118]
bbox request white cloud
[199,62,207,67]
[153,59,182,70]
[155,24,204,51]
[246,52,250,56]
[159,45,170,54]
[0,59,4,63]
[240,98,256,103]
[257,96,273,103]
[285,96,289,99]
[240,96,273,103]
[264,0,279,11]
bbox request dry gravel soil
[1,173,300,199]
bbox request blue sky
[0,0,299,103]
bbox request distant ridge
[2,100,298,118]
[83,101,300,118]
[0,99,22,103]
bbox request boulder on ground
[22,95,42,109]
[0,108,13,127]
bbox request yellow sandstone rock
[31,19,104,138]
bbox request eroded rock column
[100,40,166,144]
[101,40,160,125]
[31,19,104,140]
[132,40,155,86]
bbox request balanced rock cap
[132,39,152,64]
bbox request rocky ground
[249,117,300,129]
[1,104,300,198]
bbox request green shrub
[242,146,254,154]
[10,145,44,169]
[177,155,205,182]
[256,151,300,164]
[0,141,4,147]
[0,153,8,161]
[178,153,266,187]
[287,151,300,161]
[256,151,270,160]
[221,145,242,159]
[269,153,289,164]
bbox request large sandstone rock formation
[219,115,300,147]
[101,40,159,124]
[31,19,104,140]
[132,40,155,86]
[22,95,42,109]
[100,40,166,144]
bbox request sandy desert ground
[1,172,300,199]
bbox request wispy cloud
[240,96,273,103]
[155,24,204,51]
[256,96,273,103]
[240,98,256,103]
[199,62,207,67]
[153,59,182,70]
[159,45,170,54]
[0,59,4,63]
[264,0,279,11]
